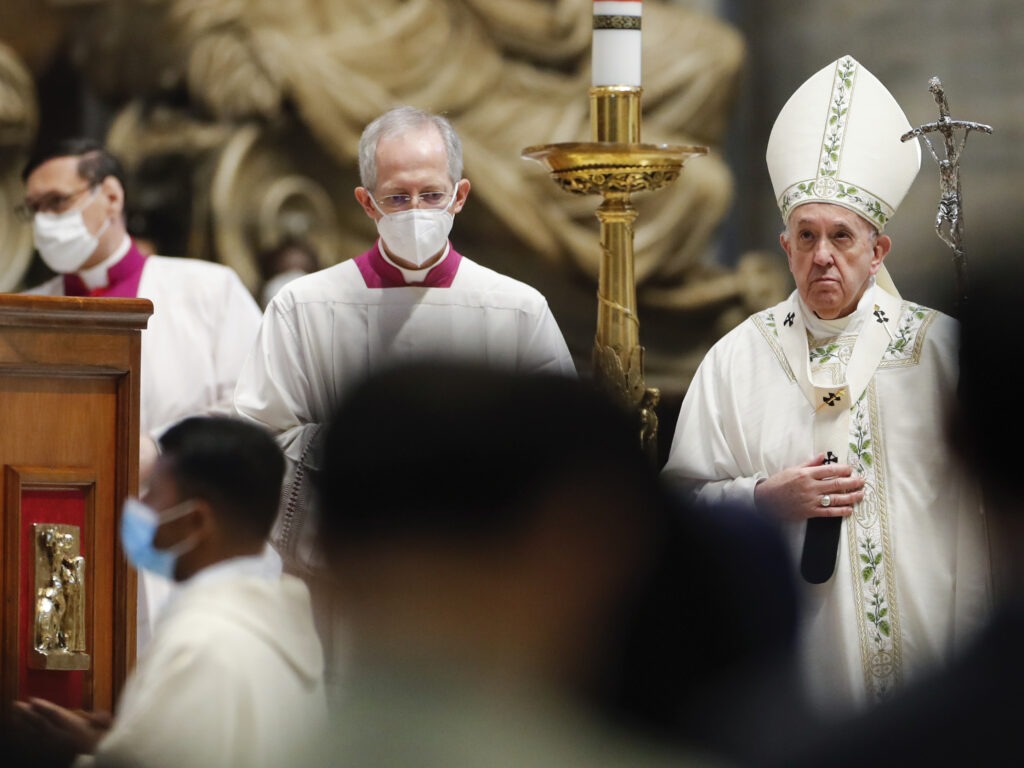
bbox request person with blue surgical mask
[12,416,327,768]
[119,497,204,581]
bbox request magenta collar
[354,242,462,288]
[63,240,148,298]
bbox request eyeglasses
[371,190,454,214]
[15,184,95,222]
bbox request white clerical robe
[662,284,992,715]
[25,253,263,435]
[77,556,327,768]
[233,247,577,572]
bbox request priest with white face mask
[233,105,577,580]
[661,56,993,717]
[19,138,264,652]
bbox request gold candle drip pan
[522,142,707,196]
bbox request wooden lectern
[0,293,151,716]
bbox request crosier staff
[901,77,992,311]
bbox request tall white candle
[591,1,643,87]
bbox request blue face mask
[120,497,199,580]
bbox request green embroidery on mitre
[777,56,895,228]
[779,181,894,229]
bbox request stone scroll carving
[5,0,790,388]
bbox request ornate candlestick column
[522,2,706,457]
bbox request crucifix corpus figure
[901,77,992,308]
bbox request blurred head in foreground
[949,261,1024,596]
[314,360,663,694]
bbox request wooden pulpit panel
[0,294,151,716]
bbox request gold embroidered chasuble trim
[848,382,900,701]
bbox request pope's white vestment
[234,244,576,570]
[76,556,327,768]
[662,284,992,714]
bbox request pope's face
[781,203,890,320]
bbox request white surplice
[25,252,263,436]
[662,282,992,714]
[77,556,327,768]
[233,248,577,571]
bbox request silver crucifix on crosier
[901,77,992,310]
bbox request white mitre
[766,55,921,296]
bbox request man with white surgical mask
[233,106,577,588]
[19,138,264,652]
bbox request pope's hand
[754,453,865,522]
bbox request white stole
[777,285,901,580]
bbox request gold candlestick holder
[523,86,706,457]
